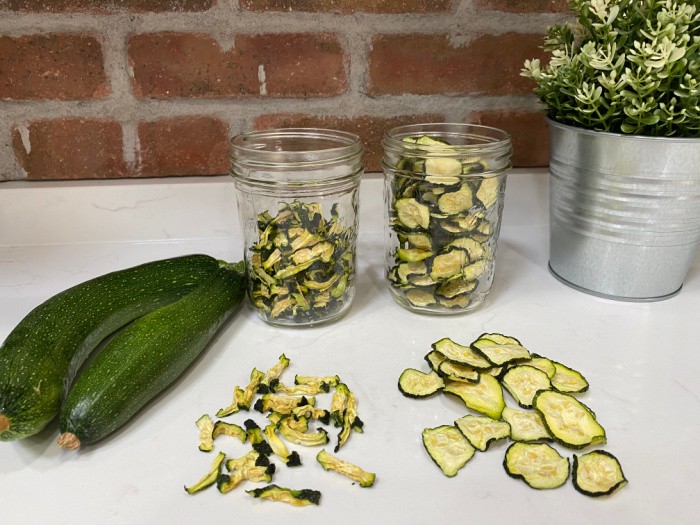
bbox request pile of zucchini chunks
[249,201,356,323]
[398,333,627,497]
[184,354,375,506]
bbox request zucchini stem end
[57,432,81,450]
[0,413,9,433]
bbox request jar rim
[382,122,511,156]
[231,128,363,166]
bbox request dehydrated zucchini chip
[438,360,480,383]
[454,414,510,451]
[247,484,321,506]
[425,349,447,372]
[533,390,606,449]
[443,375,505,419]
[470,333,531,366]
[398,368,445,398]
[501,407,551,443]
[572,450,627,497]
[550,361,590,394]
[396,198,431,230]
[437,184,473,215]
[316,449,376,487]
[422,425,475,477]
[504,442,570,490]
[527,355,556,379]
[431,337,492,369]
[476,176,501,209]
[429,250,467,281]
[501,365,552,408]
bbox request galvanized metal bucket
[548,119,700,301]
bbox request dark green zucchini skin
[58,262,246,448]
[0,254,220,442]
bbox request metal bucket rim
[547,118,700,145]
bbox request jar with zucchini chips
[382,123,512,314]
[230,128,363,326]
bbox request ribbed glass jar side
[381,123,512,315]
[230,128,363,327]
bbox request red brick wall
[0,0,570,181]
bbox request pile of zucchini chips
[185,354,375,506]
[398,333,627,497]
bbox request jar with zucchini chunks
[230,128,363,326]
[382,123,512,314]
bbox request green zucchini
[0,254,220,442]
[57,262,246,449]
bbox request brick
[253,113,444,172]
[128,32,347,99]
[12,119,128,180]
[368,33,548,96]
[0,34,108,101]
[240,0,451,13]
[138,116,230,177]
[475,0,571,13]
[469,109,550,167]
[0,1,215,13]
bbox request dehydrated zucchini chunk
[422,425,475,477]
[454,414,510,451]
[247,484,321,506]
[572,450,627,497]
[316,449,376,487]
[196,414,215,452]
[550,361,589,393]
[533,390,606,449]
[217,368,264,417]
[443,375,505,419]
[470,333,531,366]
[212,421,247,443]
[501,365,552,408]
[398,368,445,398]
[263,423,302,467]
[504,442,570,490]
[184,451,226,494]
[501,407,551,443]
[431,337,492,369]
[278,417,329,447]
[258,353,290,394]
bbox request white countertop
[1,170,699,524]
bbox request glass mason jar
[382,123,512,314]
[230,128,363,327]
